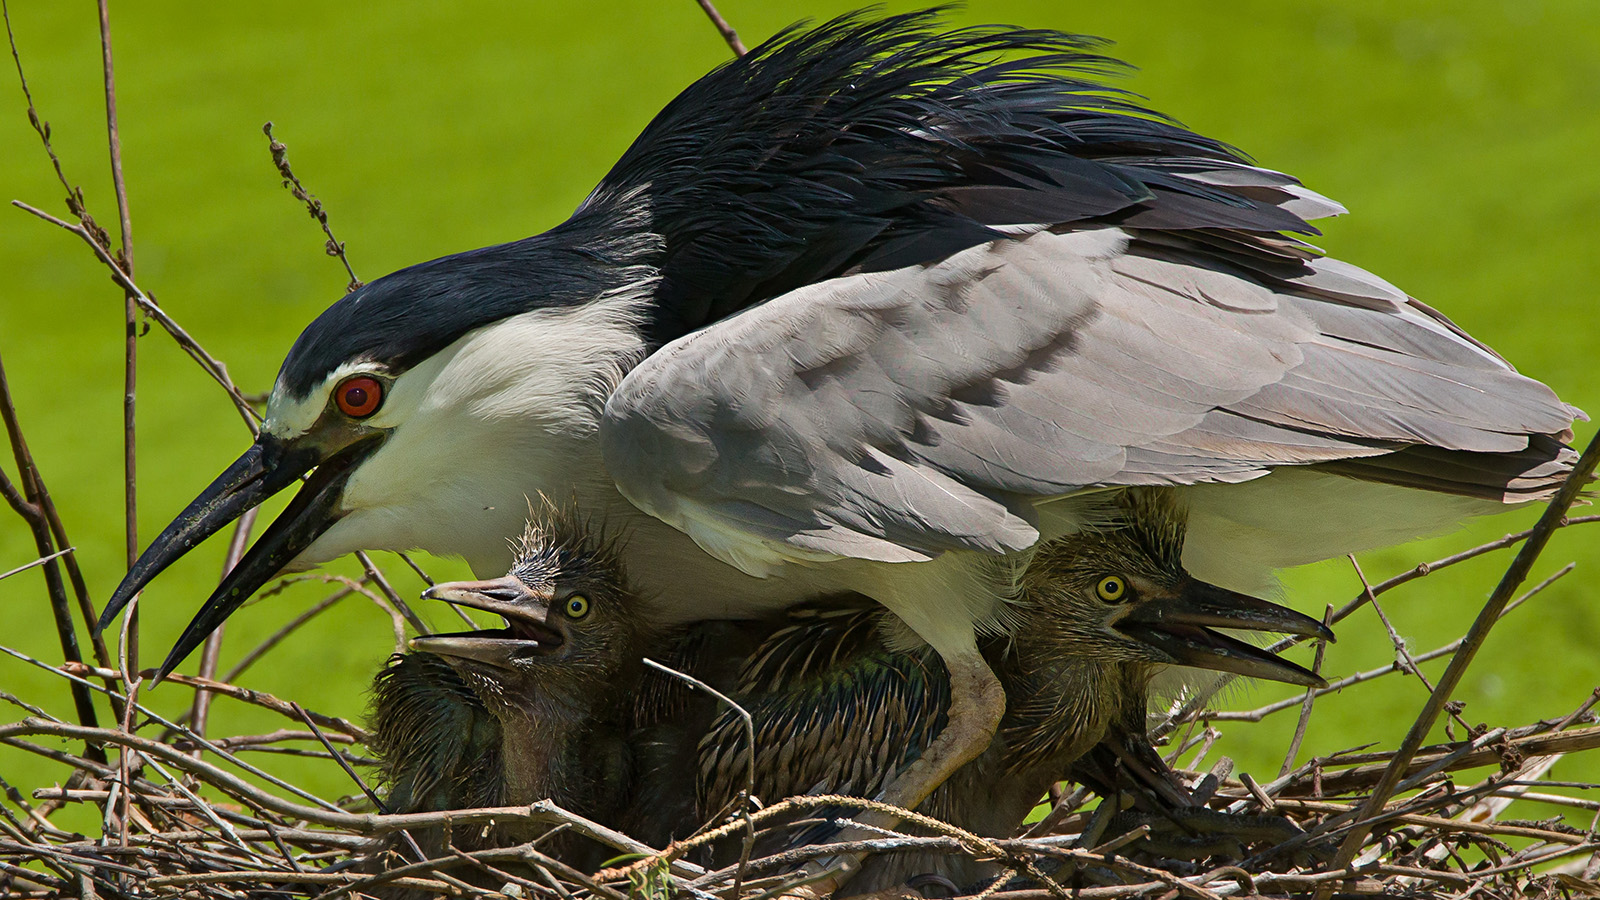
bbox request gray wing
[601,227,1576,574]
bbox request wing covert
[601,228,1575,575]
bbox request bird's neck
[493,702,596,811]
[997,638,1130,772]
[490,660,643,822]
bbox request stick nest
[3,520,1599,900]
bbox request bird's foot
[875,654,1005,812]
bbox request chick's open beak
[1116,581,1333,687]
[411,575,564,668]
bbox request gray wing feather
[602,228,1573,569]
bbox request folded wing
[601,227,1576,575]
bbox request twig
[11,201,262,429]
[3,0,102,239]
[0,349,103,746]
[0,547,73,582]
[355,551,429,636]
[1348,555,1474,737]
[189,507,259,743]
[1325,430,1600,886]
[1208,566,1566,723]
[1278,603,1332,779]
[1,654,349,813]
[293,705,383,807]
[61,661,370,742]
[263,122,363,293]
[694,0,747,57]
[96,0,141,684]
[643,655,758,894]
[220,584,353,683]
[1280,724,1600,798]
[396,552,434,586]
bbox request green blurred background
[2,1,1597,831]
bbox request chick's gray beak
[98,433,384,680]
[422,576,547,624]
[1117,581,1333,687]
[413,575,561,668]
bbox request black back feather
[279,8,1329,394]
[583,7,1320,345]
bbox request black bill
[97,433,383,679]
[1117,581,1334,687]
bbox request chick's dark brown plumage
[698,488,1326,892]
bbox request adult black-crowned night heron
[371,508,667,866]
[102,9,1577,843]
[698,488,1329,892]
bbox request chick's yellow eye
[564,595,590,619]
[1095,576,1127,603]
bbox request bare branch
[10,201,263,431]
[263,121,363,293]
[1327,430,1600,877]
[694,0,747,57]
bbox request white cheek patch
[262,360,378,438]
[366,349,455,431]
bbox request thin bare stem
[60,661,369,743]
[355,551,428,635]
[96,0,141,682]
[263,122,362,293]
[1156,514,1599,737]
[0,547,72,582]
[0,350,102,746]
[221,584,353,684]
[1278,604,1331,779]
[189,508,259,743]
[694,0,748,56]
[644,655,758,895]
[1348,556,1473,738]
[11,201,262,431]
[1210,566,1567,724]
[1326,431,1600,884]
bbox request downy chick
[368,505,658,868]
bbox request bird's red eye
[335,376,383,418]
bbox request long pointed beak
[1117,582,1333,687]
[98,433,385,679]
[97,436,319,634]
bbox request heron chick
[699,488,1331,893]
[369,506,663,869]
